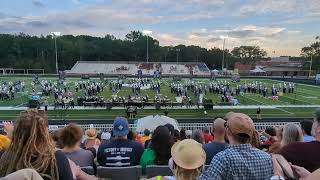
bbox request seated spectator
[100,131,111,144]
[268,127,283,154]
[164,123,175,137]
[203,118,228,165]
[281,123,303,147]
[168,139,206,180]
[140,126,174,174]
[0,122,13,155]
[301,119,316,142]
[97,117,144,167]
[174,129,180,142]
[261,127,278,146]
[141,129,151,144]
[128,130,142,143]
[192,129,204,144]
[185,130,192,139]
[60,123,95,167]
[179,129,186,140]
[199,113,273,180]
[203,127,213,143]
[84,128,101,152]
[279,108,320,172]
[50,129,62,149]
[0,109,73,180]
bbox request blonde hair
[281,123,303,147]
[174,165,204,180]
[0,109,59,180]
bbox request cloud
[32,0,45,8]
[71,0,81,4]
[213,25,285,39]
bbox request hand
[291,164,311,179]
[3,121,14,139]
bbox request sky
[0,0,319,57]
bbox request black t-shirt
[203,142,228,165]
[97,139,144,167]
[54,150,74,180]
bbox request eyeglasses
[224,122,229,128]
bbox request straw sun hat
[85,128,98,140]
[171,139,206,170]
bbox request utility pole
[222,38,226,71]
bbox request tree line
[0,31,318,73]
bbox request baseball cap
[226,113,255,138]
[171,139,206,170]
[113,117,129,137]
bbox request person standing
[257,107,261,120]
[43,98,48,111]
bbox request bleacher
[66,61,210,76]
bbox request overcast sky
[1,0,319,56]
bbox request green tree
[231,46,267,65]
[301,36,320,73]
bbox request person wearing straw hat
[199,113,273,180]
[149,139,206,180]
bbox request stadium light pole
[142,30,152,63]
[176,49,180,64]
[51,32,61,74]
[309,55,313,77]
[165,47,171,62]
[220,36,228,71]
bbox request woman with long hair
[281,123,304,147]
[140,125,174,174]
[0,109,73,180]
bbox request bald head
[213,118,226,129]
[212,118,226,137]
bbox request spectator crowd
[0,108,320,180]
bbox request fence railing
[48,121,300,132]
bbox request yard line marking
[276,107,294,115]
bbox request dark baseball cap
[113,117,129,137]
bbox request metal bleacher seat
[145,165,173,178]
[81,166,95,175]
[97,166,141,180]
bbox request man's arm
[198,154,227,180]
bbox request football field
[0,76,319,121]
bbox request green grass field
[0,76,319,121]
[0,107,317,121]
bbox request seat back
[97,166,141,180]
[81,166,95,175]
[146,165,173,178]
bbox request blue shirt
[303,135,315,142]
[203,142,228,165]
[97,139,144,167]
[199,144,273,180]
